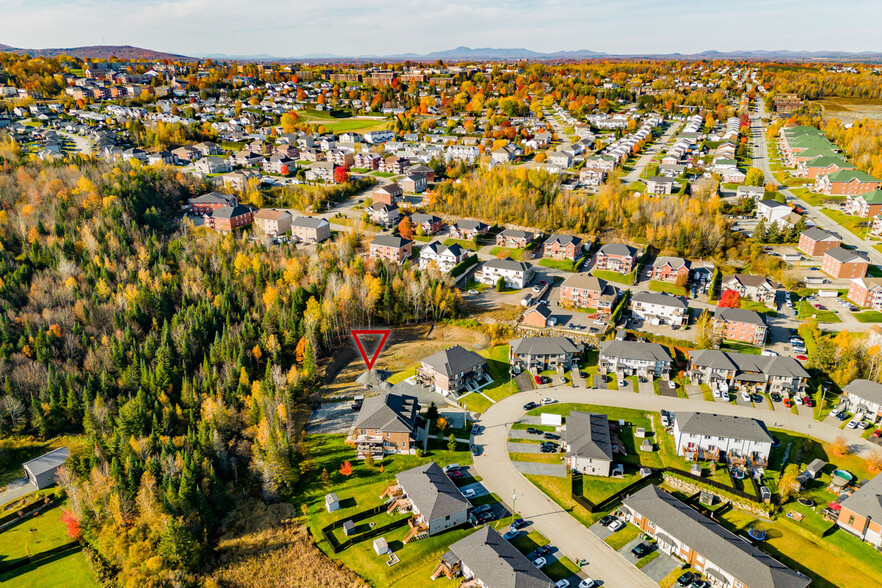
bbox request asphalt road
[472,384,878,587]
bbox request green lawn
[523,474,605,529]
[796,300,841,323]
[591,269,636,285]
[721,341,761,354]
[489,246,527,261]
[461,279,490,293]
[820,208,871,238]
[538,258,580,272]
[648,281,686,296]
[0,498,97,587]
[443,238,479,252]
[387,367,416,385]
[739,298,778,316]
[603,521,641,551]
[854,310,882,323]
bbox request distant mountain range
[3,43,881,63]
[0,44,188,61]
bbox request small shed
[699,490,715,506]
[760,486,772,503]
[23,447,70,489]
[373,537,389,556]
[639,467,652,478]
[342,520,356,536]
[806,459,827,479]
[690,463,702,477]
[640,440,654,452]
[635,427,646,438]
[325,493,340,513]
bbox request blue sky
[4,0,881,57]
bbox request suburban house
[23,447,70,489]
[435,526,553,586]
[205,205,255,232]
[720,274,780,306]
[449,220,489,240]
[821,247,869,279]
[796,155,855,179]
[349,392,420,458]
[840,379,882,424]
[687,350,810,396]
[291,216,331,243]
[475,258,533,289]
[645,176,675,195]
[496,228,534,249]
[756,199,792,225]
[848,277,882,310]
[388,463,471,539]
[419,242,470,273]
[410,213,443,235]
[594,243,639,274]
[673,412,774,464]
[416,345,488,396]
[629,292,688,328]
[543,234,583,261]
[559,274,619,314]
[579,167,606,186]
[367,202,401,228]
[372,183,403,206]
[194,141,222,156]
[565,412,614,477]
[814,170,881,196]
[713,307,768,346]
[651,256,690,283]
[195,155,231,175]
[837,472,882,549]
[844,189,882,218]
[521,304,553,328]
[736,185,765,200]
[354,152,381,170]
[622,486,810,588]
[509,336,581,374]
[798,227,841,257]
[598,340,673,379]
[171,145,200,162]
[400,174,427,193]
[369,235,412,264]
[188,192,238,215]
[254,209,293,237]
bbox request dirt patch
[814,97,882,123]
[322,324,490,399]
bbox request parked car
[447,469,464,480]
[608,519,625,532]
[677,572,695,587]
[770,392,782,402]
[794,395,803,405]
[470,445,480,456]
[631,542,653,558]
[796,355,808,361]
[467,289,478,295]
[532,557,547,569]
[473,504,493,515]
[860,420,871,429]
[783,397,792,408]
[443,464,461,473]
[461,488,476,498]
[471,424,481,435]
[544,432,561,440]
[523,402,539,411]
[761,350,778,357]
[847,419,859,429]
[751,393,763,403]
[741,391,751,403]
[535,545,552,557]
[836,412,850,421]
[555,581,570,588]
[511,518,528,530]
[578,579,597,588]
[527,427,542,435]
[873,429,882,438]
[830,408,841,417]
[475,511,494,523]
[503,529,519,541]
[802,396,814,407]
[541,397,556,405]
[599,515,616,527]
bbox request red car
[534,375,542,384]
[803,397,814,407]
[796,355,808,361]
[783,397,792,408]
[873,429,882,438]
[446,469,463,480]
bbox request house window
[848,515,855,525]
[696,555,704,564]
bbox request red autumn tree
[279,164,290,176]
[398,217,415,240]
[334,166,350,184]
[340,461,353,477]
[718,290,741,309]
[61,510,81,539]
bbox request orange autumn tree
[334,166,350,184]
[397,216,414,240]
[340,461,353,477]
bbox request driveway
[305,401,357,434]
[0,478,35,508]
[593,375,608,389]
[638,380,655,395]
[685,385,704,400]
[507,442,545,454]
[641,550,681,583]
[512,461,567,477]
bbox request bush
[496,277,505,292]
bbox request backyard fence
[0,540,80,573]
[320,503,410,554]
[0,495,64,533]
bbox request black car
[523,402,539,411]
[473,504,493,515]
[541,441,560,449]
[599,515,615,526]
[751,394,763,403]
[511,518,528,530]
[677,572,695,587]
[534,545,552,557]
[540,445,557,453]
[544,433,561,440]
[476,511,495,523]
[527,427,542,435]
[770,392,782,402]
[631,543,653,558]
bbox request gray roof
[22,447,70,477]
[599,340,673,363]
[396,462,472,523]
[652,256,690,270]
[844,378,882,405]
[800,227,838,242]
[623,486,810,588]
[689,350,809,379]
[824,246,868,263]
[840,472,882,523]
[448,526,553,588]
[566,412,614,462]
[758,199,790,209]
[560,273,612,294]
[721,274,779,290]
[454,219,488,231]
[544,233,582,247]
[411,213,440,225]
[631,291,688,309]
[674,412,773,444]
[421,345,487,378]
[211,205,254,219]
[292,216,329,229]
[500,228,533,240]
[510,336,580,357]
[371,235,411,248]
[483,258,532,272]
[352,393,419,434]
[598,243,637,257]
[190,191,236,204]
[714,307,766,327]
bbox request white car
[579,578,597,588]
[608,519,625,532]
[467,289,478,295]
[443,463,461,473]
[741,391,751,403]
[541,397,557,405]
[761,350,778,357]
[847,420,859,429]
[830,408,842,417]
[794,396,803,405]
[461,488,476,499]
[555,581,570,588]
[860,420,871,430]
[533,556,547,569]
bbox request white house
[673,412,774,465]
[629,292,688,328]
[565,412,614,477]
[756,199,792,226]
[598,340,673,378]
[393,462,471,536]
[364,130,395,144]
[841,379,882,424]
[475,258,533,289]
[419,242,470,273]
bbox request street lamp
[512,490,517,515]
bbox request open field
[813,97,882,123]
[323,324,490,398]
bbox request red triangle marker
[351,329,391,370]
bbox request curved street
[472,385,876,587]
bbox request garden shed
[23,447,70,489]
